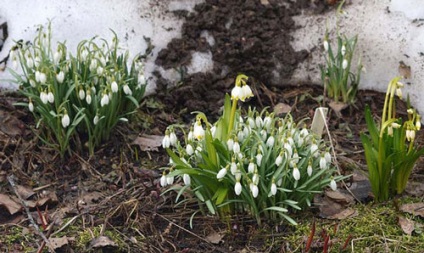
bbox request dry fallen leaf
[0,109,25,137]
[132,134,163,151]
[329,101,348,118]
[205,231,224,244]
[273,102,291,115]
[16,185,35,200]
[325,190,355,205]
[0,193,22,215]
[89,236,117,249]
[50,236,70,250]
[398,216,414,235]
[400,203,424,218]
[328,208,357,220]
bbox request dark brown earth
[1,0,424,252]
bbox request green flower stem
[228,98,238,137]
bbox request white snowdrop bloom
[323,40,329,52]
[275,153,283,166]
[100,93,109,107]
[252,173,259,185]
[186,144,194,156]
[416,118,421,131]
[162,134,171,149]
[231,85,243,100]
[233,140,240,154]
[56,71,65,84]
[183,174,191,186]
[324,151,332,163]
[160,174,167,187]
[292,151,299,164]
[248,117,256,128]
[260,129,267,141]
[277,178,283,187]
[293,166,300,181]
[407,129,416,141]
[99,56,106,66]
[284,142,293,158]
[93,115,100,125]
[79,89,85,100]
[97,66,104,76]
[396,88,402,99]
[266,136,275,147]
[47,91,54,103]
[287,136,294,146]
[35,71,41,82]
[256,152,263,166]
[27,58,34,68]
[238,152,243,160]
[61,113,70,128]
[193,120,205,140]
[39,72,47,84]
[330,179,337,191]
[211,125,217,137]
[230,161,238,175]
[29,79,36,88]
[91,85,97,94]
[123,84,132,95]
[391,122,401,129]
[235,171,242,181]
[54,50,61,64]
[86,92,92,104]
[342,59,348,69]
[387,126,393,136]
[255,116,263,129]
[270,182,277,196]
[241,84,253,101]
[263,115,272,130]
[28,100,34,112]
[40,91,48,104]
[248,161,255,173]
[195,146,203,158]
[320,156,327,169]
[169,132,177,146]
[307,162,313,177]
[89,59,97,71]
[227,138,234,151]
[341,45,346,56]
[300,128,309,137]
[111,81,118,93]
[80,49,88,61]
[34,56,40,67]
[237,130,244,142]
[250,183,259,198]
[235,181,242,195]
[188,129,194,141]
[243,125,251,136]
[166,175,174,185]
[310,143,318,156]
[217,167,228,179]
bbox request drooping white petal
[62,114,70,128]
[217,167,227,179]
[330,179,337,191]
[235,182,242,195]
[293,167,300,181]
[270,183,277,196]
[183,174,191,186]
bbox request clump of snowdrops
[161,74,345,225]
[361,77,424,202]
[11,23,146,157]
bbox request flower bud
[100,93,109,107]
[62,113,70,128]
[183,174,191,186]
[79,89,85,100]
[56,71,65,84]
[111,81,118,93]
[235,181,242,195]
[342,59,348,70]
[330,178,337,191]
[217,167,227,179]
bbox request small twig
[321,109,361,203]
[7,174,55,252]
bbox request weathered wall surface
[0,0,423,114]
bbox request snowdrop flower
[237,129,244,142]
[188,128,194,142]
[47,91,54,103]
[270,181,277,196]
[183,174,191,186]
[39,72,47,84]
[233,139,240,154]
[250,183,259,198]
[275,152,283,166]
[320,155,327,169]
[310,142,318,156]
[80,49,88,61]
[341,44,346,56]
[186,144,194,156]
[61,112,70,128]
[93,115,100,125]
[54,50,61,64]
[387,126,393,136]
[162,132,171,148]
[307,161,313,177]
[111,81,118,93]
[406,129,416,142]
[256,151,263,166]
[260,129,267,141]
[169,131,177,146]
[123,84,132,95]
[227,138,234,151]
[160,173,167,187]
[28,99,34,112]
[34,56,40,68]
[230,160,237,175]
[40,91,48,104]
[342,58,348,70]
[79,89,85,100]
[29,79,36,88]
[324,151,332,163]
[89,59,97,72]
[284,142,293,158]
[217,166,228,179]
[248,160,255,173]
[252,172,259,185]
[27,57,34,68]
[277,178,283,187]
[56,71,65,84]
[293,166,300,181]
[241,84,253,101]
[211,125,217,137]
[255,116,263,129]
[416,115,421,131]
[248,117,255,128]
[330,178,337,191]
[323,39,329,52]
[266,136,275,147]
[235,181,242,195]
[193,119,205,140]
[166,174,174,185]
[263,115,272,130]
[231,85,243,100]
[100,93,109,107]
[97,66,104,76]
[86,91,92,104]
[396,88,402,99]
